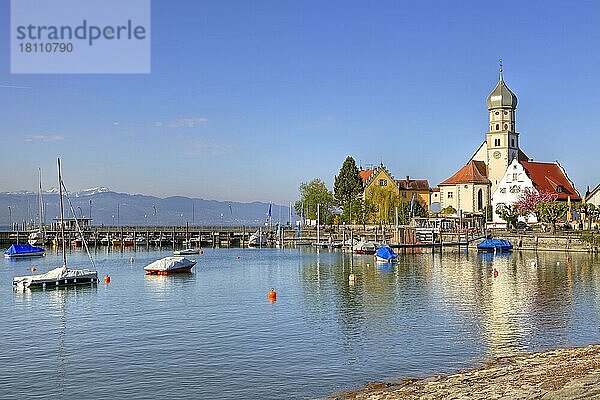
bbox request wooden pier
[0,225,486,250]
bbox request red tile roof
[521,161,580,201]
[359,169,375,184]
[397,178,430,191]
[439,160,490,185]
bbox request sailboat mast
[38,168,45,231]
[57,158,67,267]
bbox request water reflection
[299,249,600,361]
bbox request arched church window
[477,189,483,211]
[495,111,499,115]
[496,124,499,130]
[504,111,508,115]
[504,124,508,130]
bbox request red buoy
[268,289,277,302]
[199,250,204,255]
[104,275,111,283]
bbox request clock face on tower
[493,151,501,159]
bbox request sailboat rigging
[13,158,99,290]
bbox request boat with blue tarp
[375,245,398,263]
[4,243,46,258]
[476,238,513,253]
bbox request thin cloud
[169,117,210,128]
[184,137,233,157]
[24,134,65,142]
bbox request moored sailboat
[13,159,99,290]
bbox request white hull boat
[248,230,267,247]
[13,158,98,291]
[144,256,196,275]
[14,266,98,290]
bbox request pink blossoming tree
[513,189,558,220]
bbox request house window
[556,186,563,193]
[496,124,500,131]
[448,192,453,199]
[511,138,515,147]
[494,138,501,146]
[504,123,508,130]
[402,192,407,198]
[509,185,521,193]
[512,173,518,181]
[378,179,387,186]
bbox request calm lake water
[1,247,599,399]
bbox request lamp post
[153,205,157,226]
[77,206,83,218]
[117,204,120,226]
[8,206,12,230]
[89,200,92,222]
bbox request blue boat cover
[4,244,45,255]
[376,246,398,260]
[476,239,513,250]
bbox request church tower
[485,63,520,192]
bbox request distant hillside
[0,189,297,228]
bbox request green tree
[495,203,520,228]
[396,200,427,225]
[294,179,335,223]
[333,156,363,221]
[366,185,399,223]
[365,186,427,224]
[536,201,567,234]
[441,206,456,215]
[576,202,596,230]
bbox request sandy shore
[330,344,600,400]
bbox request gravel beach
[331,344,600,400]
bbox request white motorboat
[144,256,196,275]
[248,230,267,247]
[28,230,46,246]
[4,244,46,258]
[174,248,202,255]
[353,240,377,255]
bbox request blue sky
[1,0,599,203]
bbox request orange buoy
[268,289,277,302]
[493,269,498,278]
[104,275,111,283]
[31,267,37,272]
[199,250,204,255]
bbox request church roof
[439,160,490,185]
[486,70,518,110]
[521,161,580,201]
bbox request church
[438,66,579,218]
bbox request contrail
[0,84,32,89]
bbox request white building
[491,159,580,227]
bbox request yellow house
[360,164,431,211]
[398,176,431,210]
